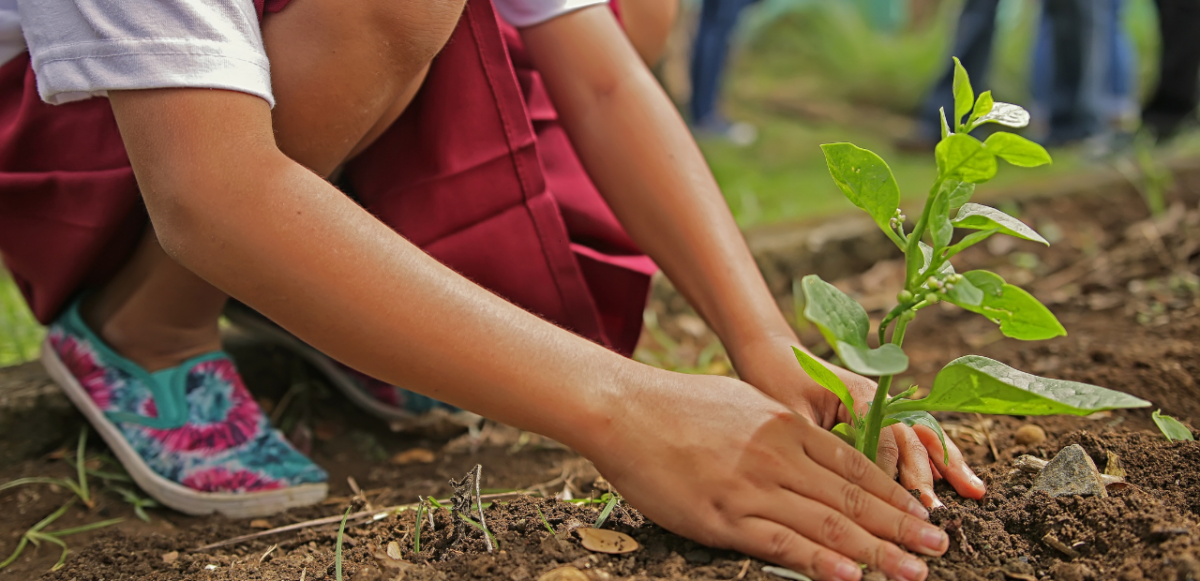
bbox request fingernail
[835,561,861,581]
[970,474,985,488]
[931,496,945,509]
[899,557,926,581]
[921,527,948,553]
[907,499,929,520]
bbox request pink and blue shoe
[41,299,328,518]
[224,301,460,424]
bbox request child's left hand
[730,336,987,509]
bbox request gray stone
[1031,444,1108,498]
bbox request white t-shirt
[1,0,605,107]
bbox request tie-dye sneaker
[223,301,460,424]
[41,299,328,518]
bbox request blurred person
[0,0,985,579]
[1142,0,1200,140]
[897,0,1001,151]
[689,0,760,144]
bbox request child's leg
[81,227,226,372]
[78,0,463,371]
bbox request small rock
[1014,424,1046,446]
[576,528,639,554]
[386,541,402,560]
[683,549,711,565]
[161,551,179,564]
[249,519,273,529]
[389,448,436,465]
[537,566,589,581]
[1031,444,1107,498]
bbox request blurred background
[3,0,1200,367]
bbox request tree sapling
[794,58,1152,464]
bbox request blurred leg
[1143,0,1200,138]
[688,0,753,124]
[911,0,1001,140]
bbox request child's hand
[589,372,947,581]
[728,337,987,508]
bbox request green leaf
[968,90,994,128]
[889,355,1152,416]
[1152,410,1195,441]
[952,57,974,131]
[941,275,983,307]
[939,107,951,140]
[953,203,1048,245]
[940,179,976,209]
[821,143,902,239]
[983,132,1052,168]
[793,347,856,414]
[971,101,1030,129]
[936,134,997,183]
[802,275,909,376]
[929,183,954,252]
[832,422,858,447]
[944,229,998,260]
[960,271,1065,340]
[918,242,956,275]
[882,411,949,464]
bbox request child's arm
[519,6,986,505]
[109,87,945,581]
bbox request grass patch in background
[1,271,43,367]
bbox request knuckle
[894,514,920,544]
[842,446,872,482]
[841,482,870,520]
[764,528,799,563]
[820,513,851,546]
[872,540,903,570]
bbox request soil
[3,173,1200,581]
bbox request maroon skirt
[0,0,655,356]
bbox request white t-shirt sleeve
[493,0,609,28]
[16,0,274,106]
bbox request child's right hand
[586,371,948,581]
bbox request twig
[259,544,277,563]
[734,559,751,580]
[193,491,535,552]
[473,465,493,553]
[975,413,999,461]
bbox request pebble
[1032,444,1107,498]
[161,551,179,564]
[1014,424,1047,446]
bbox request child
[0,0,984,579]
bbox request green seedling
[335,506,350,581]
[535,506,555,534]
[0,499,123,571]
[413,500,426,554]
[594,493,620,528]
[1152,410,1194,441]
[796,58,1152,464]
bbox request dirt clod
[1014,425,1047,446]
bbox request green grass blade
[29,501,75,533]
[75,427,90,506]
[535,506,554,534]
[335,506,350,581]
[27,532,70,571]
[456,514,500,548]
[594,494,619,528]
[413,502,425,554]
[0,536,30,569]
[0,477,73,492]
[45,518,124,538]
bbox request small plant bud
[945,283,955,290]
[889,218,898,229]
[924,293,939,304]
[925,277,938,288]
[898,214,907,221]
[897,290,915,303]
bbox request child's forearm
[522,8,797,368]
[108,88,632,456]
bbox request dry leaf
[1104,450,1126,478]
[386,541,403,560]
[389,448,436,465]
[537,566,589,581]
[576,527,639,554]
[249,519,272,529]
[161,551,179,564]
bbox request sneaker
[41,299,328,518]
[691,115,758,147]
[223,302,461,425]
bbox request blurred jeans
[689,0,759,125]
[913,0,1002,140]
[1143,0,1200,137]
[1031,0,1133,144]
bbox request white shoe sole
[41,338,328,518]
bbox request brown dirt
[3,177,1200,580]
